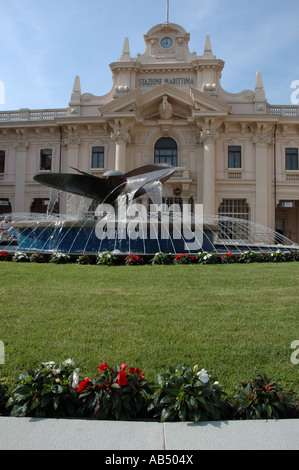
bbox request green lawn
[0,262,298,397]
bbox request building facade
[1,21,299,242]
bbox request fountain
[2,164,299,256]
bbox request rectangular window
[286,148,298,171]
[218,199,250,240]
[91,146,104,169]
[228,146,241,169]
[0,151,5,173]
[40,149,52,171]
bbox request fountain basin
[12,218,218,255]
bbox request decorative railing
[0,109,68,122]
[286,173,299,181]
[268,105,299,117]
[169,168,191,181]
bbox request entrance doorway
[0,199,12,215]
[275,200,299,243]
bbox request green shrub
[77,254,96,265]
[150,252,173,265]
[0,250,12,262]
[173,254,197,264]
[196,252,218,264]
[233,374,294,420]
[220,253,236,264]
[30,252,50,263]
[49,253,71,264]
[125,254,145,265]
[239,251,259,263]
[6,359,82,418]
[0,381,9,416]
[12,252,30,263]
[148,364,226,423]
[96,251,118,266]
[269,250,286,263]
[76,362,153,420]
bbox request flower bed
[1,359,298,422]
[0,249,299,266]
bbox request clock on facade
[160,37,173,48]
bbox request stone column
[66,138,80,171]
[254,135,272,235]
[64,138,81,216]
[111,130,129,174]
[14,141,28,212]
[200,129,218,216]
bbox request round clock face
[161,37,173,49]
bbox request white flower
[196,368,209,384]
[42,361,55,368]
[193,364,199,372]
[63,358,75,367]
[72,371,79,389]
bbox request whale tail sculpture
[33,164,176,206]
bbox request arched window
[154,137,178,167]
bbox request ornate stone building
[1,21,299,242]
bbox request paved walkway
[0,417,299,450]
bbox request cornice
[109,61,140,73]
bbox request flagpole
[167,0,169,22]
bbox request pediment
[99,84,231,122]
[189,88,232,114]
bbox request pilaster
[14,141,28,212]
[200,129,219,216]
[111,130,130,174]
[253,133,273,232]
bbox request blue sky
[0,0,299,110]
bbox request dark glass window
[40,149,52,171]
[154,137,177,167]
[286,148,298,171]
[91,146,104,169]
[0,151,5,173]
[228,146,241,169]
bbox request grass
[0,262,298,398]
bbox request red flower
[228,253,233,257]
[98,362,109,372]
[117,370,128,387]
[265,385,272,391]
[128,367,143,376]
[134,255,139,261]
[121,362,127,370]
[175,255,179,260]
[0,251,7,258]
[76,377,90,393]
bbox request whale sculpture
[33,163,176,206]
